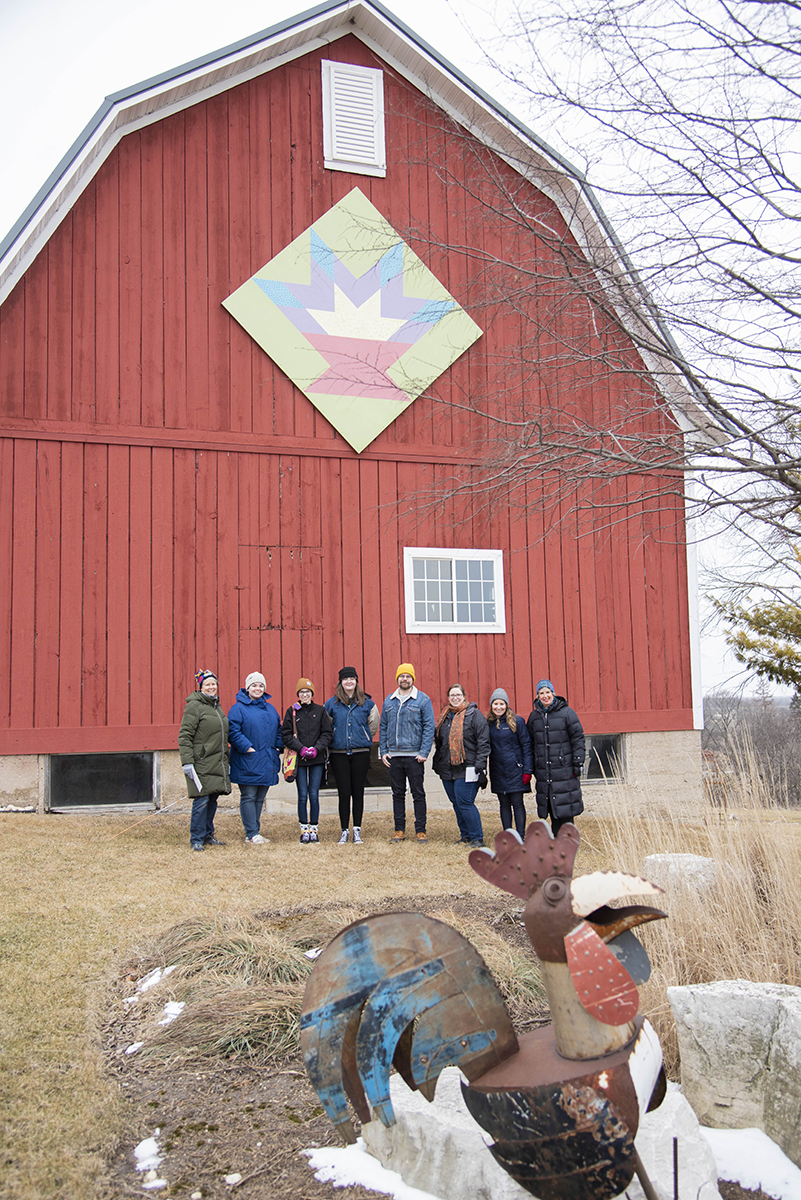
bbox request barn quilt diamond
[222,187,482,453]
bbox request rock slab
[669,979,801,1168]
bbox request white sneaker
[309,827,319,843]
[338,829,349,844]
[352,827,363,845]
[247,834,269,845]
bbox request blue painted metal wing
[300,912,518,1142]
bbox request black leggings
[328,751,371,827]
[498,791,526,838]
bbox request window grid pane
[410,554,500,629]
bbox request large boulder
[669,980,801,1167]
[642,853,715,893]
[362,1067,721,1200]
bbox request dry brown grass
[581,787,801,1077]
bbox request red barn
[0,0,703,810]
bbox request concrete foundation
[0,728,703,817]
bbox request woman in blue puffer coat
[228,672,283,844]
[486,688,533,838]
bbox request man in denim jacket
[379,663,436,843]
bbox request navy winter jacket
[324,694,379,753]
[526,696,585,821]
[488,712,533,795]
[228,689,282,786]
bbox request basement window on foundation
[582,735,624,782]
[322,60,386,176]
[403,548,506,633]
[49,752,154,809]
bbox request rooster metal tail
[300,911,518,1142]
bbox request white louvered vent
[322,60,386,177]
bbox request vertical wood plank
[118,134,143,425]
[129,445,153,726]
[94,149,120,425]
[0,280,26,420]
[10,441,37,727]
[71,177,97,423]
[58,442,84,723]
[0,440,14,726]
[151,446,175,722]
[172,449,197,713]
[162,110,188,430]
[81,442,108,726]
[33,442,62,728]
[47,214,73,421]
[106,444,131,727]
[141,124,165,428]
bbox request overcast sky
[0,0,753,696]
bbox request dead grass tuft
[143,982,306,1062]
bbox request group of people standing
[177,663,585,851]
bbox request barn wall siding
[0,32,695,751]
[0,435,693,752]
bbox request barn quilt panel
[222,187,482,452]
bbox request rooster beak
[570,871,664,916]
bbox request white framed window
[403,548,506,634]
[321,60,386,177]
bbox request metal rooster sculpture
[301,821,667,1199]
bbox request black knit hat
[338,666,359,682]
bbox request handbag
[282,708,299,781]
[282,748,298,782]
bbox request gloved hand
[477,769,488,790]
[573,761,583,778]
[300,746,317,760]
[522,773,531,785]
[182,763,202,791]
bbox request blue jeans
[239,784,268,839]
[442,778,483,843]
[296,763,324,824]
[190,793,218,844]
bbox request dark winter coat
[281,700,333,761]
[178,691,231,798]
[228,689,282,787]
[324,694,379,754]
[526,696,585,821]
[488,712,533,795]
[432,702,491,781]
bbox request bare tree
[403,0,801,539]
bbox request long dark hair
[335,681,366,706]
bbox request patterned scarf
[437,700,468,764]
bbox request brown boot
[415,831,428,843]
[391,830,405,842]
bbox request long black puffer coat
[526,696,585,821]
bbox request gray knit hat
[490,688,510,706]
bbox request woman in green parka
[178,669,231,851]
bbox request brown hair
[487,704,517,732]
[335,681,366,706]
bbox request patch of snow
[134,1133,162,1173]
[702,1127,801,1200]
[304,947,323,960]
[303,1139,440,1199]
[137,965,177,992]
[157,1001,185,1026]
[125,1042,144,1055]
[223,1173,242,1185]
